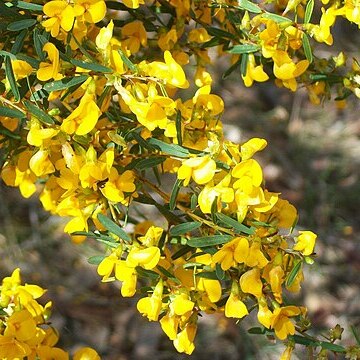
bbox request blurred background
[1,30,360,360]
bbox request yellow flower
[269,265,285,303]
[240,138,267,161]
[61,93,101,135]
[177,156,217,186]
[74,0,106,24]
[170,293,195,316]
[0,335,31,359]
[245,241,269,268]
[73,347,101,360]
[126,246,161,270]
[121,21,147,54]
[173,323,197,355]
[29,148,55,177]
[197,277,221,302]
[42,0,75,37]
[137,280,163,321]
[160,314,179,340]
[4,310,37,342]
[37,43,61,81]
[225,282,248,319]
[138,226,163,247]
[122,0,145,9]
[11,60,32,80]
[271,306,301,340]
[242,54,269,87]
[115,260,138,297]
[293,230,317,255]
[240,268,263,298]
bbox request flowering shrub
[0,0,359,358]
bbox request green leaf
[135,266,160,280]
[0,124,21,140]
[236,0,261,13]
[14,1,43,11]
[0,106,25,118]
[222,59,241,79]
[7,19,37,32]
[70,59,113,73]
[33,28,47,61]
[190,193,197,211]
[171,245,193,260]
[5,56,20,102]
[302,33,313,63]
[216,264,225,280]
[43,75,89,92]
[147,138,190,158]
[285,260,302,287]
[319,341,346,352]
[240,53,249,77]
[170,222,202,236]
[169,178,182,211]
[175,110,182,146]
[195,271,219,280]
[290,335,318,346]
[97,213,132,243]
[23,100,55,125]
[228,44,260,54]
[11,29,27,54]
[88,255,106,265]
[304,0,314,24]
[206,27,237,40]
[351,325,360,345]
[117,49,137,72]
[248,327,266,334]
[216,213,255,235]
[135,156,165,171]
[262,12,293,24]
[156,265,180,284]
[187,234,233,247]
[0,51,17,60]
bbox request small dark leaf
[97,213,132,242]
[71,59,113,73]
[7,19,37,32]
[88,255,106,265]
[44,75,89,92]
[285,260,302,287]
[23,100,55,125]
[5,56,20,102]
[170,222,202,236]
[187,235,233,248]
[169,178,182,211]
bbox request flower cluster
[0,0,357,357]
[0,268,99,359]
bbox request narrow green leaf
[248,327,266,334]
[240,53,249,77]
[304,0,314,24]
[228,44,260,54]
[156,265,180,284]
[118,49,137,72]
[290,335,318,346]
[216,213,255,235]
[14,1,43,11]
[351,325,360,345]
[236,0,261,13]
[97,213,132,242]
[71,59,113,73]
[147,138,190,158]
[43,75,89,92]
[7,19,37,32]
[206,27,237,40]
[5,56,20,102]
[170,222,202,236]
[169,178,182,211]
[215,264,225,280]
[23,100,55,125]
[135,156,165,170]
[302,33,313,63]
[175,110,182,146]
[285,260,302,287]
[262,12,293,24]
[33,28,46,61]
[195,271,219,280]
[0,51,17,60]
[171,245,193,260]
[0,106,25,118]
[222,59,241,79]
[11,29,27,54]
[0,125,21,140]
[190,193,197,211]
[320,342,346,352]
[135,266,160,280]
[88,255,106,265]
[187,235,233,248]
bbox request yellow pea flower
[293,230,317,255]
[245,241,269,268]
[74,0,106,24]
[42,0,75,37]
[170,293,195,316]
[232,159,263,190]
[11,60,32,80]
[158,28,178,51]
[257,300,273,328]
[138,226,163,247]
[29,148,55,177]
[173,323,197,355]
[240,138,267,161]
[242,54,269,87]
[4,310,37,342]
[27,120,59,147]
[269,265,285,303]
[225,282,248,318]
[160,313,179,340]
[197,277,221,302]
[0,335,31,359]
[240,268,263,298]
[126,246,161,270]
[193,85,224,116]
[61,93,101,135]
[115,260,138,297]
[271,306,301,340]
[37,43,61,82]
[137,280,163,321]
[177,155,217,186]
[122,21,147,54]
